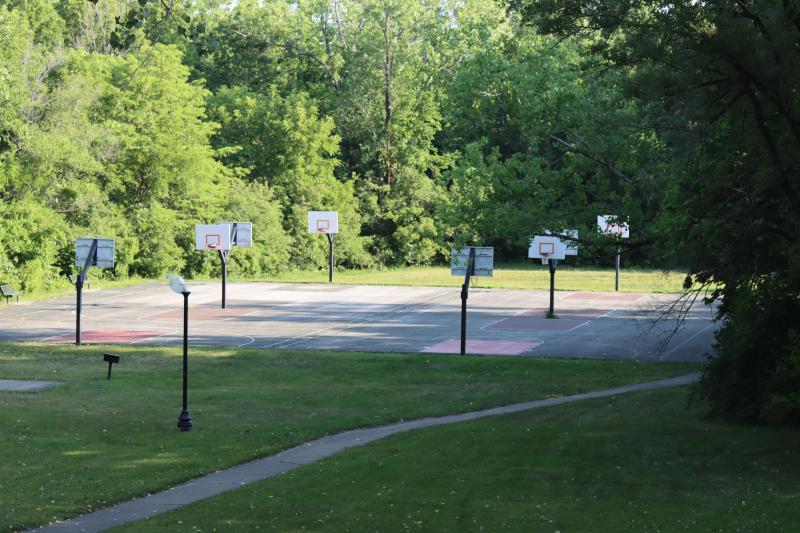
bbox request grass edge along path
[127,383,800,533]
[35,374,698,532]
[1,344,695,530]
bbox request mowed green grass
[13,264,685,305]
[262,264,687,292]
[0,343,695,530]
[121,387,800,532]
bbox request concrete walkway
[32,373,699,532]
[0,379,63,392]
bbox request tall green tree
[440,29,668,262]
[207,85,369,268]
[508,0,800,425]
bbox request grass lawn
[11,265,686,305]
[120,387,800,532]
[0,343,695,530]
[12,276,152,304]
[259,263,687,293]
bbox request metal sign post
[451,246,494,355]
[219,249,228,309]
[460,248,476,355]
[74,238,115,346]
[75,239,97,346]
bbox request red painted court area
[148,308,253,321]
[421,339,542,356]
[47,330,161,344]
[487,307,608,332]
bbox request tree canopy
[507,0,800,424]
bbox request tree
[207,85,369,269]
[508,0,800,425]
[440,29,669,262]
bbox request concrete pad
[487,316,588,332]
[148,308,254,321]
[45,331,161,344]
[420,339,542,355]
[0,379,64,392]
[565,292,645,302]
[524,308,608,318]
[0,281,717,362]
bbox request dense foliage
[0,0,664,290]
[508,0,800,425]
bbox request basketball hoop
[205,234,222,250]
[541,255,551,265]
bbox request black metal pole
[177,290,192,431]
[460,282,468,355]
[75,239,98,346]
[548,259,557,318]
[219,250,227,309]
[327,233,334,283]
[76,278,82,346]
[460,248,475,355]
[615,243,621,292]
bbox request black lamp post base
[177,410,193,431]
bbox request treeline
[0,0,671,292]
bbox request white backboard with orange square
[195,224,232,251]
[308,211,339,234]
[528,236,567,261]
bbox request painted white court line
[659,322,715,360]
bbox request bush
[697,280,800,426]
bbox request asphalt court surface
[0,281,716,361]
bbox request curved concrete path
[32,373,699,532]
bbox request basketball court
[0,281,715,362]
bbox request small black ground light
[103,353,120,379]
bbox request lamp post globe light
[169,274,192,431]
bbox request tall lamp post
[169,274,192,431]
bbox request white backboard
[76,238,115,268]
[308,211,339,234]
[529,236,567,261]
[451,246,494,277]
[545,229,579,256]
[195,224,232,251]
[597,215,630,238]
[219,222,253,248]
